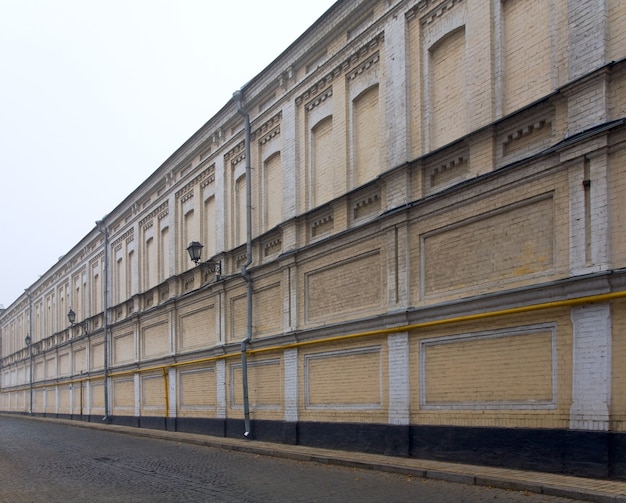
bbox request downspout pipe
[96,218,110,422]
[25,289,33,415]
[234,89,253,438]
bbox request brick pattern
[570,304,611,430]
[1,0,626,443]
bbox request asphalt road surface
[0,416,581,503]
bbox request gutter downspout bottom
[234,89,253,438]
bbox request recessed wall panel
[305,251,382,322]
[422,195,554,297]
[305,346,382,410]
[420,325,556,409]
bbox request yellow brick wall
[112,378,135,414]
[300,239,385,326]
[609,138,626,269]
[353,85,380,185]
[2,0,626,449]
[253,282,282,338]
[178,365,216,417]
[141,373,165,415]
[228,353,283,421]
[299,338,388,424]
[311,116,336,208]
[423,328,554,405]
[34,389,43,411]
[91,380,105,414]
[112,331,134,365]
[610,66,626,121]
[608,2,626,62]
[229,289,247,344]
[263,153,283,231]
[178,299,216,351]
[141,318,169,360]
[58,385,70,414]
[407,13,424,159]
[72,381,86,415]
[73,346,87,373]
[430,27,467,149]
[91,341,104,370]
[410,308,573,429]
[58,352,70,376]
[422,195,555,296]
[45,388,55,413]
[502,0,552,115]
[410,170,569,304]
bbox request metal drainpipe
[26,289,33,415]
[233,89,253,438]
[96,218,110,422]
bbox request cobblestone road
[0,416,582,502]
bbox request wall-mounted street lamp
[24,335,33,415]
[187,241,204,265]
[187,241,221,274]
[67,308,89,335]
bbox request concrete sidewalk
[18,416,626,503]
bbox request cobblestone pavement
[0,416,602,502]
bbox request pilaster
[388,331,410,425]
[570,303,611,431]
[216,359,226,418]
[167,367,176,419]
[384,11,408,169]
[284,348,298,422]
[568,0,608,81]
[134,372,140,417]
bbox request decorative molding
[295,32,384,106]
[279,66,294,89]
[183,272,195,292]
[503,119,551,146]
[138,201,170,227]
[224,140,245,164]
[263,235,282,257]
[423,143,469,193]
[406,0,462,23]
[353,192,381,220]
[180,191,194,204]
[175,168,213,200]
[347,52,380,81]
[311,211,334,238]
[200,164,216,189]
[429,154,468,187]
[305,88,333,112]
[502,119,552,157]
[259,126,280,145]
[111,228,135,250]
[252,112,282,144]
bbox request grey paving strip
[10,415,626,503]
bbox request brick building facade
[2,0,626,478]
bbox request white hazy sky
[0,0,337,307]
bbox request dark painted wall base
[409,425,616,479]
[7,410,625,480]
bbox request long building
[2,0,626,479]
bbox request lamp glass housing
[187,241,203,265]
[67,308,76,325]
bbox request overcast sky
[0,0,336,308]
